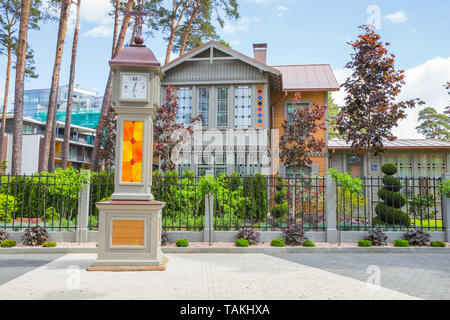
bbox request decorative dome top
[109,45,160,68]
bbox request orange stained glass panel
[121,120,144,182]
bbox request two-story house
[159,41,339,176]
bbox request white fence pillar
[203,193,214,244]
[76,182,90,243]
[325,174,338,243]
[442,173,450,242]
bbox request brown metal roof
[272,64,340,91]
[328,139,450,150]
[110,45,160,68]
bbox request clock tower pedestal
[88,44,167,271]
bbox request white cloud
[222,16,261,34]
[277,6,289,18]
[84,25,113,38]
[385,10,408,24]
[81,0,113,25]
[332,57,450,139]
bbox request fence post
[204,193,214,244]
[442,173,450,242]
[76,182,90,243]
[325,174,338,243]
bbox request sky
[0,0,449,139]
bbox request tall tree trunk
[11,0,32,175]
[0,42,12,168]
[61,0,81,170]
[165,31,176,64]
[112,0,120,55]
[90,0,134,171]
[179,1,200,56]
[165,1,189,64]
[38,0,71,172]
[130,20,137,46]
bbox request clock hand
[133,82,137,93]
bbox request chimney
[253,43,267,64]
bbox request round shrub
[236,226,260,245]
[358,240,372,247]
[1,239,16,248]
[368,229,388,246]
[303,240,315,247]
[235,238,249,247]
[381,162,398,175]
[404,229,431,246]
[377,188,406,208]
[375,203,411,227]
[42,241,57,247]
[382,175,401,192]
[271,238,285,247]
[21,225,48,246]
[394,239,409,247]
[161,230,168,244]
[175,239,189,247]
[0,229,8,242]
[430,241,446,247]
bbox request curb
[1,246,450,254]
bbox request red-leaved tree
[279,92,327,170]
[335,25,424,161]
[154,86,202,172]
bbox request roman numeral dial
[120,74,148,101]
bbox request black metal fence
[336,176,443,231]
[0,174,79,231]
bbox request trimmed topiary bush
[358,240,372,247]
[236,226,260,245]
[22,225,48,246]
[430,241,446,247]
[176,239,189,247]
[271,176,288,221]
[0,239,16,248]
[235,238,249,247]
[368,229,388,246]
[271,238,285,247]
[381,162,398,176]
[42,241,57,247]
[404,229,431,246]
[375,163,410,227]
[394,239,409,247]
[303,240,315,247]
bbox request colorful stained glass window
[121,120,143,183]
[176,87,192,125]
[234,86,251,128]
[256,86,263,128]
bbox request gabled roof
[162,40,281,76]
[328,139,450,150]
[272,65,339,91]
[162,41,339,92]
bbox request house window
[286,101,311,124]
[198,88,209,126]
[176,87,192,125]
[217,88,228,127]
[417,154,445,178]
[234,86,251,128]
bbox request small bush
[1,239,16,247]
[0,229,8,242]
[235,238,249,247]
[381,162,398,175]
[42,241,57,247]
[404,229,431,246]
[271,238,285,247]
[377,188,406,208]
[368,229,388,246]
[161,230,168,244]
[21,225,49,246]
[394,239,409,247]
[175,238,188,247]
[358,240,372,247]
[430,241,446,247]
[236,226,260,245]
[382,175,401,192]
[282,222,308,246]
[303,240,315,247]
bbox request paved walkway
[0,253,421,300]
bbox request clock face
[120,74,148,101]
